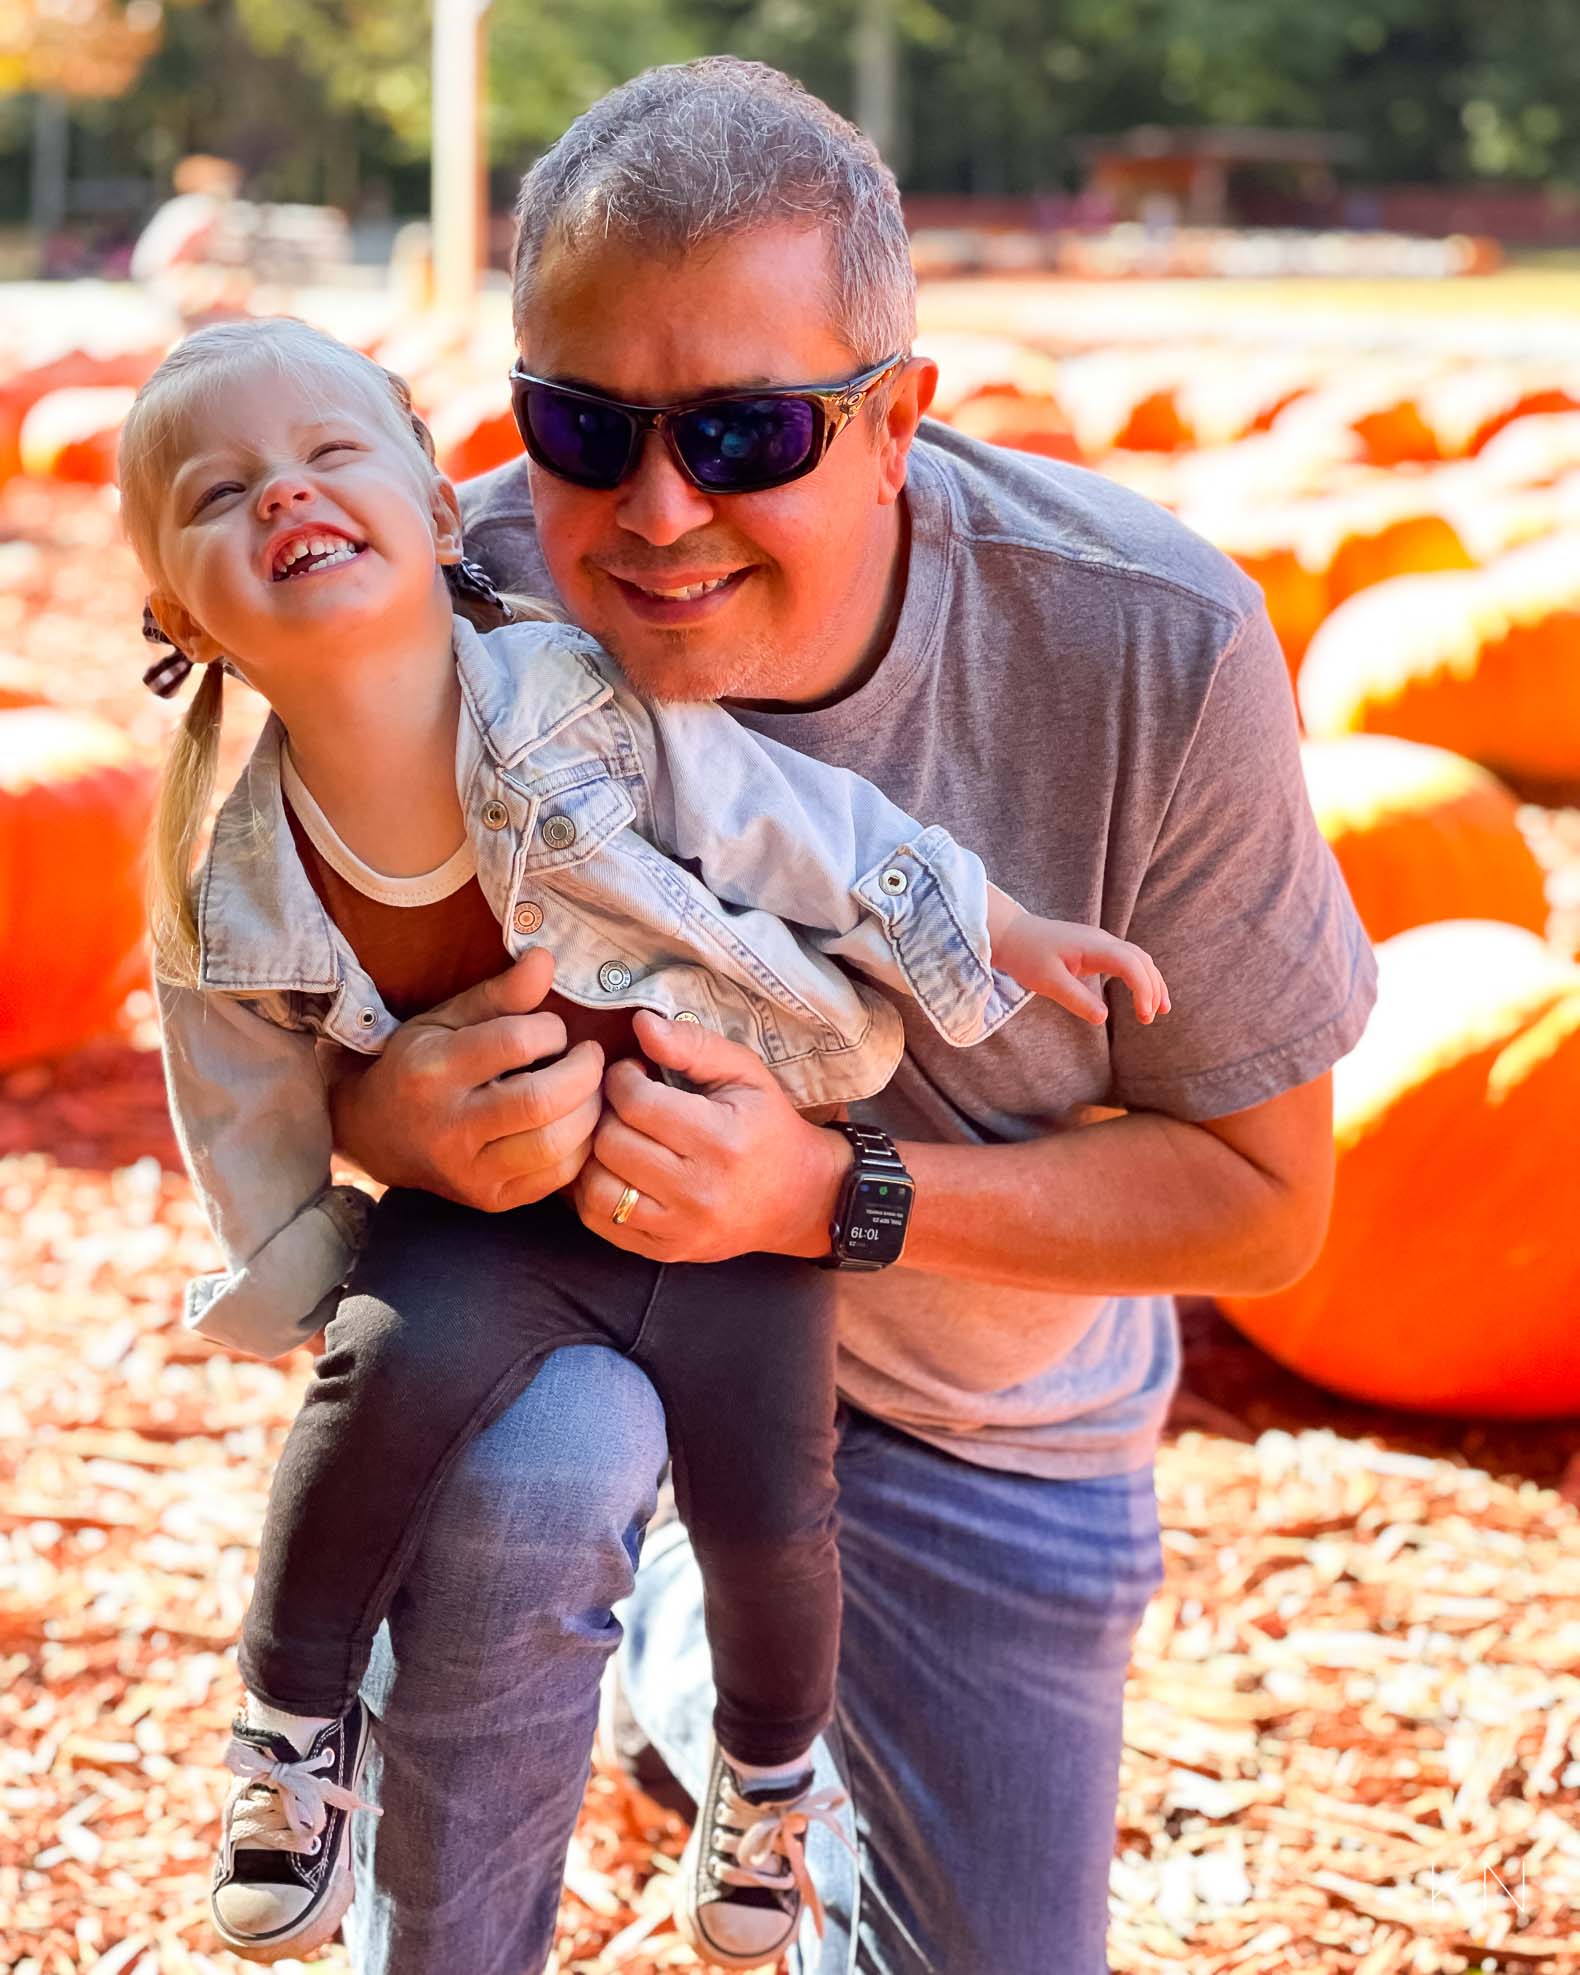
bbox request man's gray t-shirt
[461,422,1377,1480]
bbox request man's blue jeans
[346,1345,1165,1975]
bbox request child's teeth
[276,538,361,576]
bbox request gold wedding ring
[610,1184,641,1227]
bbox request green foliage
[233,0,704,160]
[686,0,1580,190]
[9,0,1580,227]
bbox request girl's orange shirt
[282,798,640,1062]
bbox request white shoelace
[712,1781,854,1939]
[222,1737,381,1863]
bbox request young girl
[121,318,1169,1968]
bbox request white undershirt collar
[280,741,476,908]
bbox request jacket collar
[451,611,613,767]
[194,614,612,993]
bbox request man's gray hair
[512,58,915,367]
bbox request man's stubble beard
[591,617,811,708]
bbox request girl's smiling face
[149,359,461,687]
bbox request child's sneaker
[210,1698,378,1962]
[677,1739,852,1969]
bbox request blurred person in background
[129,154,250,323]
[327,56,1374,1975]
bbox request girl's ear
[147,589,226,665]
[430,475,465,564]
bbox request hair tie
[142,602,194,697]
[444,557,507,614]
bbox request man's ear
[875,356,939,506]
[147,589,225,665]
[430,474,465,563]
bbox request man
[329,57,1375,1975]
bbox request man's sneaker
[210,1698,379,1963]
[676,1739,852,1970]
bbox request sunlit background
[4,4,1580,1971]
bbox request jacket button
[357,1007,378,1028]
[672,1010,701,1024]
[597,960,632,994]
[541,814,576,850]
[513,902,544,935]
[482,800,509,829]
[880,866,909,895]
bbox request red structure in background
[904,124,1580,250]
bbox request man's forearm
[881,1106,1324,1298]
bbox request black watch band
[819,1123,914,1271]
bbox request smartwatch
[820,1123,914,1271]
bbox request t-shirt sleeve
[1107,605,1377,1121]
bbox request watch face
[841,1175,913,1264]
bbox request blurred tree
[4,0,1579,237]
[231,0,702,160]
[0,0,164,98]
[1460,0,1580,185]
[689,0,1580,191]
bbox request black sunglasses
[508,354,906,495]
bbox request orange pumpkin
[1200,484,1475,676]
[1422,367,1580,459]
[1174,353,1318,447]
[1054,354,1194,455]
[0,653,49,712]
[1321,499,1475,615]
[1219,921,1580,1417]
[1473,411,1580,490]
[1272,369,1446,468]
[1302,735,1547,944]
[429,383,522,484]
[918,334,1064,418]
[946,391,1084,463]
[0,709,157,1068]
[0,345,162,483]
[1298,533,1580,788]
[19,387,138,485]
[1207,517,1329,673]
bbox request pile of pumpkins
[0,686,156,1069]
[4,310,1579,1418]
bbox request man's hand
[329,947,605,1211]
[571,1012,851,1263]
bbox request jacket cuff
[182,1183,374,1361]
[851,825,1032,1047]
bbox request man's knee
[427,1344,668,1559]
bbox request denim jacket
[158,614,1029,1361]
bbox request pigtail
[146,661,227,988]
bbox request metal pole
[31,93,70,241]
[431,0,493,316]
[854,0,904,178]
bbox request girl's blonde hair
[118,316,551,988]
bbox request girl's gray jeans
[238,1187,840,1770]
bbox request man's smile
[601,565,756,621]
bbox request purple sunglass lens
[523,386,637,487]
[672,397,818,489]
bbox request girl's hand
[994,910,1170,1027]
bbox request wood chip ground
[5,485,1579,1975]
